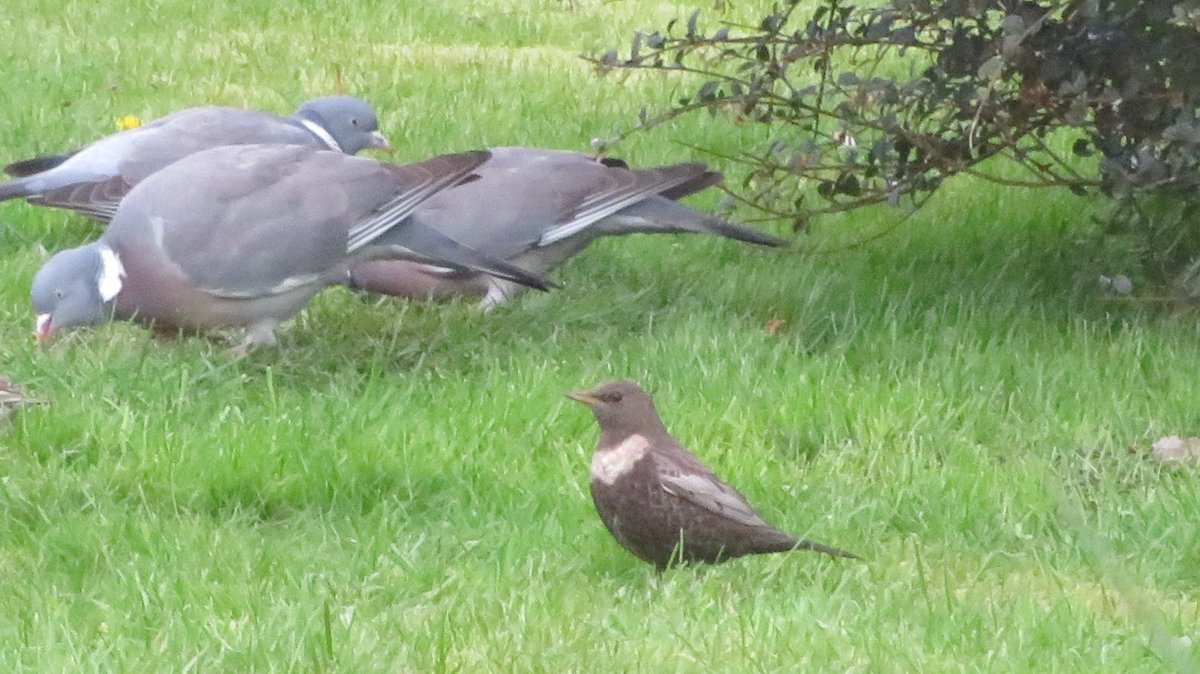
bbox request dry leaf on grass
[763,317,786,334]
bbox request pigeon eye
[351,118,359,127]
[54,289,65,299]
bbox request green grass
[1,1,1199,671]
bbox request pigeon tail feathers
[5,153,74,177]
[704,218,791,247]
[0,178,33,201]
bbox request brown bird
[568,379,858,571]
[0,377,48,422]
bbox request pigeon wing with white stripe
[102,146,491,300]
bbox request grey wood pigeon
[1,96,391,220]
[30,144,550,348]
[568,379,858,571]
[346,147,790,308]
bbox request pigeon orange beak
[566,389,600,406]
[34,313,52,342]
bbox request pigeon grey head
[292,96,390,155]
[31,242,112,341]
[567,379,669,440]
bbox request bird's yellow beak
[566,389,600,406]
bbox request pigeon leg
[231,321,279,356]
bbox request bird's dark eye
[604,392,623,403]
[351,118,359,127]
[54,289,65,299]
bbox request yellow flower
[114,114,142,130]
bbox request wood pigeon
[30,144,549,349]
[1,96,391,220]
[346,148,791,308]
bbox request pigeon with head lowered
[1,96,391,221]
[568,379,858,572]
[30,144,550,349]
[346,147,789,308]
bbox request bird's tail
[0,178,33,202]
[703,218,792,247]
[607,197,791,247]
[606,162,790,246]
[795,538,861,560]
[5,153,74,177]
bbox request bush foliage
[593,0,1200,288]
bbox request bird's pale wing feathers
[345,151,490,253]
[27,175,130,221]
[537,162,711,246]
[656,456,773,529]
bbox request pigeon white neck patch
[299,119,342,152]
[96,245,126,302]
[591,434,651,485]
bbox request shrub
[591,0,1200,290]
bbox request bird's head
[567,379,667,438]
[31,242,116,342]
[294,95,391,155]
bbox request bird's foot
[231,324,278,356]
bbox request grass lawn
[1,1,1198,671]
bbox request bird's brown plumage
[568,379,858,571]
